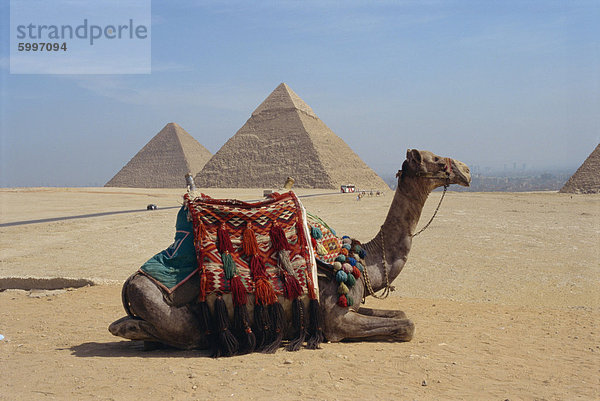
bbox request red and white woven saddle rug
[184,191,319,300]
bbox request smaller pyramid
[106,123,212,188]
[559,144,600,194]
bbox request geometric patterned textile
[307,215,342,265]
[184,191,319,299]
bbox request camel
[109,149,471,351]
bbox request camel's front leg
[323,309,414,342]
[357,307,407,320]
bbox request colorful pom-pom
[342,263,353,274]
[353,245,363,253]
[337,295,348,307]
[342,237,352,245]
[356,262,364,272]
[352,265,361,279]
[333,261,343,271]
[346,296,354,306]
[335,270,348,283]
[346,273,356,287]
[335,255,346,263]
[337,282,349,295]
[342,244,352,250]
[358,249,366,259]
[340,248,349,256]
[347,257,357,267]
[342,235,350,240]
[311,226,323,240]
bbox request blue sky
[1,0,598,186]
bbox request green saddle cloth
[139,206,198,291]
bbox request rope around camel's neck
[362,177,432,294]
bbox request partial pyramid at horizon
[106,122,212,188]
[194,83,388,190]
[559,144,600,194]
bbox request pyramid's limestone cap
[252,83,317,118]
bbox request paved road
[0,206,181,228]
[0,192,344,228]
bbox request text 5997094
[17,42,67,51]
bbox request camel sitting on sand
[109,149,470,350]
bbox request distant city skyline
[1,1,598,187]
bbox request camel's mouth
[451,159,471,187]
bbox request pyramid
[106,122,212,188]
[194,83,388,190]
[559,144,600,194]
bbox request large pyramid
[559,144,600,194]
[106,122,212,188]
[195,83,388,190]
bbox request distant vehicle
[340,184,356,193]
[147,204,158,210]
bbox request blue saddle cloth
[139,206,198,291]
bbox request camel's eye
[434,157,440,162]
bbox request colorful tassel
[283,273,303,300]
[229,275,247,306]
[217,224,234,254]
[221,252,235,280]
[263,302,285,353]
[306,299,324,349]
[189,300,212,338]
[346,273,356,287]
[242,225,259,257]
[233,305,256,354]
[249,255,267,279]
[352,265,361,279]
[336,270,348,283]
[286,298,306,351]
[255,277,277,306]
[269,223,291,251]
[310,226,323,240]
[253,303,271,350]
[212,295,239,357]
[337,282,349,295]
[311,237,317,248]
[337,295,348,307]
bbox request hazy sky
[1,0,598,186]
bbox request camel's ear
[407,149,422,164]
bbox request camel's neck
[362,176,432,292]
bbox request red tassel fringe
[255,277,277,306]
[217,224,234,254]
[230,275,247,306]
[337,295,348,307]
[269,223,290,251]
[249,255,267,280]
[242,225,259,257]
[283,273,303,300]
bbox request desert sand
[1,187,598,400]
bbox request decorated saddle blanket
[139,206,198,292]
[183,191,319,302]
[139,192,365,308]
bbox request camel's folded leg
[109,316,161,342]
[109,274,206,350]
[325,310,414,343]
[357,307,407,320]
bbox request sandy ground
[0,187,599,400]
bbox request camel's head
[398,149,471,188]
